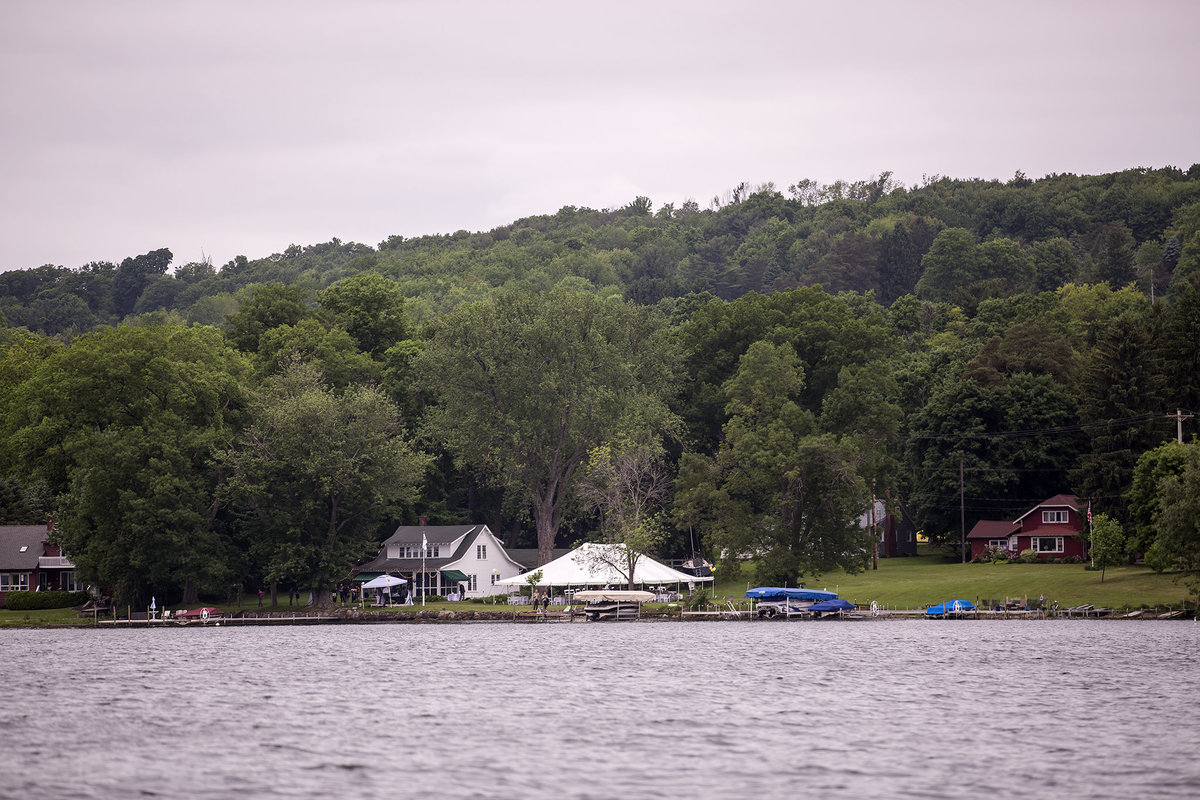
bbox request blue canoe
[745,586,839,602]
[925,599,976,616]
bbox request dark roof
[359,525,486,573]
[0,525,50,570]
[967,520,1020,540]
[1014,494,1078,524]
[383,524,483,546]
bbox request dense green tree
[1030,238,1079,292]
[1071,304,1170,522]
[112,248,173,318]
[317,272,410,358]
[3,324,249,605]
[915,228,978,302]
[219,362,429,605]
[1127,441,1192,557]
[1152,444,1200,596]
[675,342,871,585]
[877,215,939,304]
[255,318,379,389]
[225,282,312,353]
[417,289,678,565]
[976,237,1034,293]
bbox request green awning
[353,572,384,583]
[439,569,470,582]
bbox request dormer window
[1042,510,1069,524]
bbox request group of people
[530,589,552,611]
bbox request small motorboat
[808,598,858,618]
[174,607,225,624]
[573,590,655,621]
[924,600,975,619]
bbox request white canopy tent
[496,543,712,589]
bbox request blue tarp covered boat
[745,586,839,601]
[925,599,976,617]
[746,586,840,618]
[809,598,857,613]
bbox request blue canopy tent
[925,599,976,617]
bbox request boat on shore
[924,600,975,619]
[745,586,839,619]
[172,607,225,624]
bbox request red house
[0,523,80,607]
[967,495,1088,561]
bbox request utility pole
[960,458,966,564]
[871,481,878,570]
[1166,408,1194,443]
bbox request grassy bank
[710,551,1193,611]
[3,551,1192,627]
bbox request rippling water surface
[4,620,1199,799]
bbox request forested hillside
[4,166,1200,605]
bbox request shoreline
[4,604,1194,629]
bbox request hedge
[3,590,91,610]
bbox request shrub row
[3,590,91,610]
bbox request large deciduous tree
[675,341,871,585]
[417,288,678,565]
[219,362,428,605]
[577,441,671,589]
[3,323,249,605]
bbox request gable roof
[967,519,1020,540]
[0,525,51,570]
[1014,494,1078,524]
[358,523,523,574]
[383,524,484,546]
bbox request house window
[1,572,30,591]
[476,544,487,560]
[62,571,80,592]
[988,539,1010,549]
[1009,536,1018,551]
[1042,510,1069,524]
[402,544,439,558]
[467,575,478,591]
[1031,537,1064,553]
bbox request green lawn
[3,555,1192,626]
[710,551,1193,611]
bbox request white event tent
[496,543,712,589]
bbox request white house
[354,523,524,599]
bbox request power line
[906,411,1182,441]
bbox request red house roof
[967,519,1020,540]
[1013,494,1078,524]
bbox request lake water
[4,620,1199,799]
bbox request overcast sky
[2,0,1197,274]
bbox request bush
[1143,541,1173,573]
[1018,548,1040,564]
[3,590,91,610]
[983,545,1011,563]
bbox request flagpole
[1088,501,1094,568]
[421,528,427,607]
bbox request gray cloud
[2,0,1197,272]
